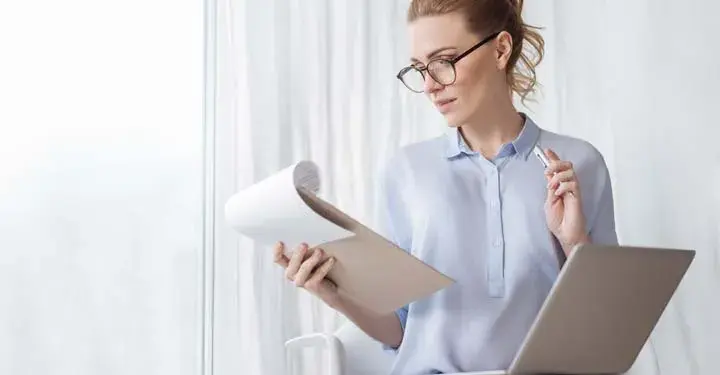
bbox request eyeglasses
[396,31,501,93]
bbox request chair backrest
[334,322,396,375]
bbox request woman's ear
[495,31,513,70]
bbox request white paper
[224,161,355,248]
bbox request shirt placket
[486,163,505,297]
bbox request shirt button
[494,238,502,247]
[490,200,499,209]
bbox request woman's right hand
[273,242,341,308]
[275,242,404,348]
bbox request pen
[533,145,550,169]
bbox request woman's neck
[458,98,524,160]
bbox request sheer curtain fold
[214,1,720,374]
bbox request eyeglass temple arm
[452,31,501,63]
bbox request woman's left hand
[543,148,589,255]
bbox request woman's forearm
[330,294,404,349]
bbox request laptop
[448,244,695,375]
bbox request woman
[274,0,618,373]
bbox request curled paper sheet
[224,161,355,249]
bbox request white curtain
[211,1,444,374]
[0,0,204,374]
[213,1,720,374]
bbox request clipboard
[224,161,454,314]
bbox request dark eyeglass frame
[396,31,502,93]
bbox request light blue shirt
[374,114,618,374]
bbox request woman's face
[407,12,509,126]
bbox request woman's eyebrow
[410,47,457,63]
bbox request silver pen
[533,145,550,169]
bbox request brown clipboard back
[296,188,455,314]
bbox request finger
[543,148,574,174]
[305,257,336,291]
[555,181,578,197]
[548,169,575,189]
[546,183,561,205]
[273,242,290,268]
[293,248,325,287]
[285,243,309,282]
[545,160,573,175]
[545,148,560,161]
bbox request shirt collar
[444,113,541,160]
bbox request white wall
[0,0,204,374]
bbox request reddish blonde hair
[408,0,544,103]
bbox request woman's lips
[434,98,456,113]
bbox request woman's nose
[423,73,443,93]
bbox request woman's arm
[330,295,405,349]
[543,146,618,256]
[274,242,406,349]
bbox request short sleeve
[382,305,409,352]
[372,156,412,352]
[588,152,619,245]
